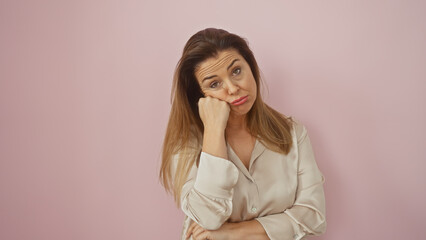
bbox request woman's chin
[230,107,251,117]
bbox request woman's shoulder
[287,116,308,144]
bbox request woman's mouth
[231,96,248,106]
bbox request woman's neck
[226,112,247,132]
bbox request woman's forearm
[232,219,270,240]
[202,128,228,160]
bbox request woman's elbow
[312,219,327,235]
[197,209,232,230]
[181,201,233,230]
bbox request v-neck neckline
[226,138,266,181]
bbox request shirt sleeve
[171,151,239,230]
[255,122,327,240]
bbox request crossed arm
[186,219,269,240]
[176,122,326,240]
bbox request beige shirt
[172,119,326,240]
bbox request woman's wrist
[202,128,228,159]
[204,124,226,134]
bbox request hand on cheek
[198,96,230,131]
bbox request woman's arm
[202,127,228,160]
[173,97,242,233]
[199,96,230,159]
[174,150,239,231]
[186,219,270,240]
[232,220,270,240]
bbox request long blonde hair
[159,28,295,208]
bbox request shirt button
[251,207,257,213]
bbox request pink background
[1,0,425,239]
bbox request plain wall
[1,0,425,239]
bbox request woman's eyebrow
[202,59,240,82]
[227,59,240,70]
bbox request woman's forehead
[195,49,242,81]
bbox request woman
[159,28,326,240]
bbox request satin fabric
[171,118,326,240]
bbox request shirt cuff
[255,212,306,240]
[193,152,239,199]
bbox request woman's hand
[185,221,238,240]
[198,96,230,132]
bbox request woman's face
[194,49,257,116]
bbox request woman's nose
[224,80,239,95]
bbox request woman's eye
[232,67,241,75]
[210,81,219,88]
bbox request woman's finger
[192,225,205,239]
[199,230,210,240]
[186,221,197,239]
[195,230,211,240]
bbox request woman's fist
[198,96,230,131]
